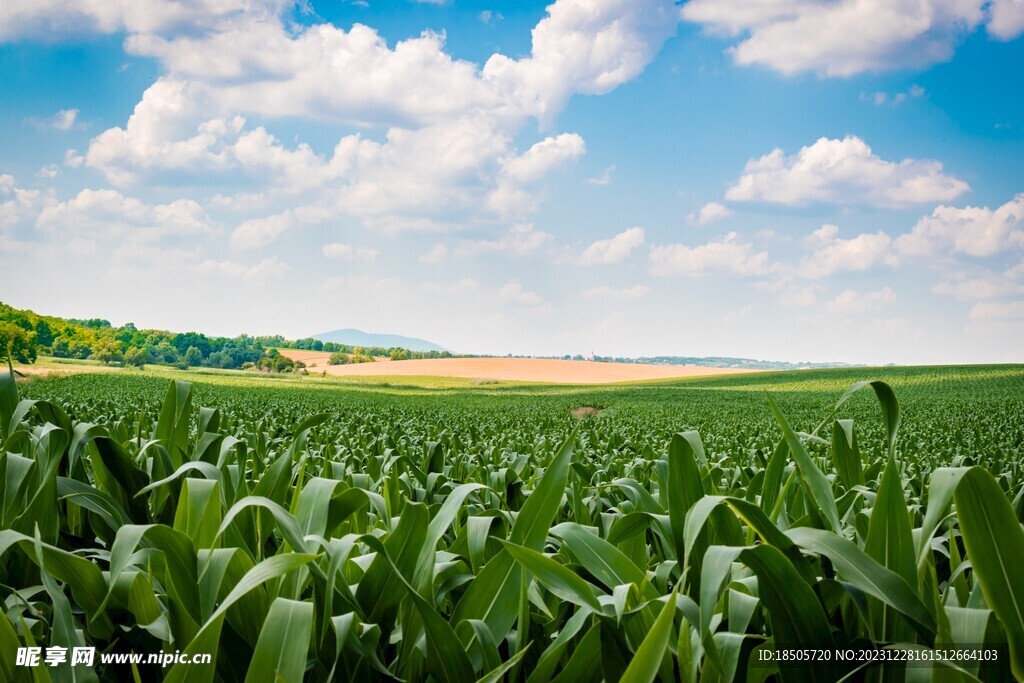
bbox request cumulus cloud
[799,225,899,279]
[649,231,775,277]
[322,242,379,261]
[68,0,684,249]
[725,136,969,207]
[826,287,897,314]
[496,279,551,310]
[894,195,1024,258]
[681,0,1024,76]
[754,278,824,308]
[796,194,1024,281]
[689,201,732,225]
[26,108,80,131]
[487,134,586,215]
[36,164,60,179]
[580,284,649,300]
[230,205,330,249]
[36,188,215,242]
[63,149,85,168]
[580,226,645,265]
[0,175,51,232]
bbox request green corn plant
[0,363,1021,681]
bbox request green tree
[389,349,409,361]
[124,346,150,368]
[0,321,37,363]
[50,337,70,358]
[329,351,350,365]
[92,338,124,365]
[183,346,203,368]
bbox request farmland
[274,348,757,383]
[3,364,1024,681]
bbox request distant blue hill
[313,328,447,353]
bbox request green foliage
[91,337,124,365]
[330,349,373,365]
[0,320,37,363]
[124,346,151,368]
[184,346,203,368]
[257,349,297,373]
[1,364,1022,681]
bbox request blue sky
[1,0,1022,364]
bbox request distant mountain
[313,329,447,352]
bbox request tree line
[0,302,451,372]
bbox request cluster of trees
[329,349,374,365]
[0,303,291,372]
[254,349,299,373]
[284,336,451,360]
[0,302,443,373]
[326,347,413,365]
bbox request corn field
[2,364,1024,681]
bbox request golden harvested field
[276,349,757,384]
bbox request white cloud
[0,175,50,232]
[580,226,645,265]
[496,279,551,310]
[455,223,554,257]
[209,191,266,212]
[36,188,215,242]
[933,271,1024,301]
[26,108,80,131]
[894,195,1024,258]
[969,301,1024,320]
[799,226,898,279]
[76,0,680,246]
[322,242,379,261]
[755,278,824,308]
[862,84,926,106]
[36,164,60,179]
[197,255,289,282]
[580,284,649,300]
[725,136,969,207]
[0,1,293,41]
[681,0,1024,76]
[986,0,1024,39]
[689,201,732,225]
[487,133,586,216]
[63,149,85,168]
[649,231,775,277]
[418,243,448,264]
[796,194,1024,281]
[479,10,504,25]
[586,164,616,186]
[826,287,897,314]
[483,0,682,123]
[230,205,330,249]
